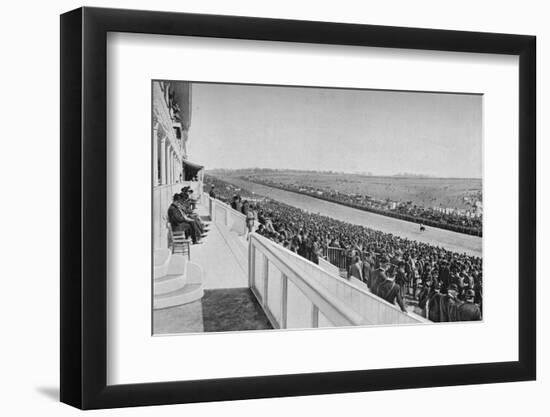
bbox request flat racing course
[222,170,482,210]
[216,176,482,257]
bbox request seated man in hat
[177,191,209,235]
[457,289,482,321]
[168,194,205,244]
[375,265,408,313]
[180,186,199,211]
[179,186,191,200]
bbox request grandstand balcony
[153,193,427,334]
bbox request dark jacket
[370,268,387,293]
[439,294,460,322]
[427,293,442,322]
[376,279,406,312]
[439,265,451,288]
[457,302,482,321]
[168,203,188,232]
[395,270,407,287]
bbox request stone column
[152,124,159,186]
[167,148,172,185]
[175,156,178,183]
[172,152,176,183]
[159,136,166,185]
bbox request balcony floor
[153,288,273,334]
[192,216,248,290]
[153,201,271,334]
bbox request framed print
[60,7,536,409]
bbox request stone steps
[154,283,204,310]
[153,250,205,310]
[154,273,188,295]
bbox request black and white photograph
[0,0,543,413]
[152,80,483,334]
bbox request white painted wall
[0,1,546,416]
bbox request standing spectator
[245,204,255,240]
[347,256,363,282]
[439,283,460,322]
[370,256,390,294]
[209,185,216,199]
[395,262,408,298]
[457,290,482,321]
[375,267,408,313]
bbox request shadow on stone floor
[201,288,273,332]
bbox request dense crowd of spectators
[243,177,482,236]
[205,175,482,322]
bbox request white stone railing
[248,233,365,329]
[206,195,247,236]
[249,233,427,328]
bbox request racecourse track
[220,177,482,258]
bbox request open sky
[186,82,482,178]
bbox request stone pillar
[159,136,166,185]
[175,155,179,183]
[167,148,172,185]
[152,124,159,186]
[171,150,175,184]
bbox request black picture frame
[60,6,536,410]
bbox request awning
[182,159,204,171]
[182,159,204,181]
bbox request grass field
[214,169,482,210]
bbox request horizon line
[205,167,482,180]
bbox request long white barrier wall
[249,233,427,328]
[207,195,247,236]
[248,234,365,329]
